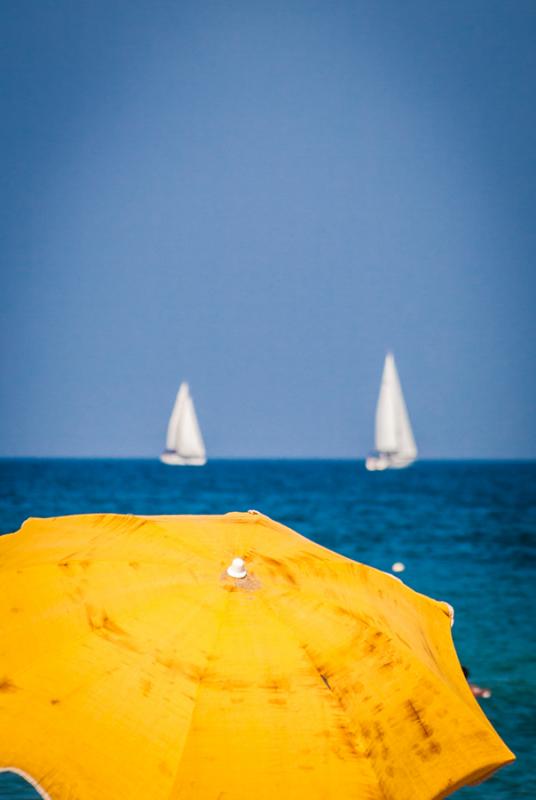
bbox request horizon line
[1,456,535,463]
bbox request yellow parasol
[0,512,513,799]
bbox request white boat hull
[365,453,415,471]
[388,455,416,469]
[160,452,206,466]
[365,455,390,471]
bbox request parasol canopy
[0,512,514,799]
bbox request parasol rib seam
[165,588,233,800]
[257,591,391,800]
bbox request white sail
[175,392,206,459]
[375,354,399,453]
[391,364,417,466]
[161,382,206,466]
[367,353,417,470]
[165,383,188,452]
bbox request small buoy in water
[391,562,406,573]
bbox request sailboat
[365,352,417,471]
[160,382,207,466]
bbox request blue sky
[1,0,534,458]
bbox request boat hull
[365,453,415,471]
[365,455,390,471]
[160,452,206,466]
[388,456,416,469]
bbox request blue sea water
[0,458,534,799]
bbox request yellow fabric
[0,512,514,799]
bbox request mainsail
[161,383,206,466]
[366,353,417,471]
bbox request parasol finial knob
[227,557,247,579]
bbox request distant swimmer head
[391,562,406,573]
[226,557,247,579]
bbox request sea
[0,459,534,799]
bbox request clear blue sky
[1,0,534,458]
